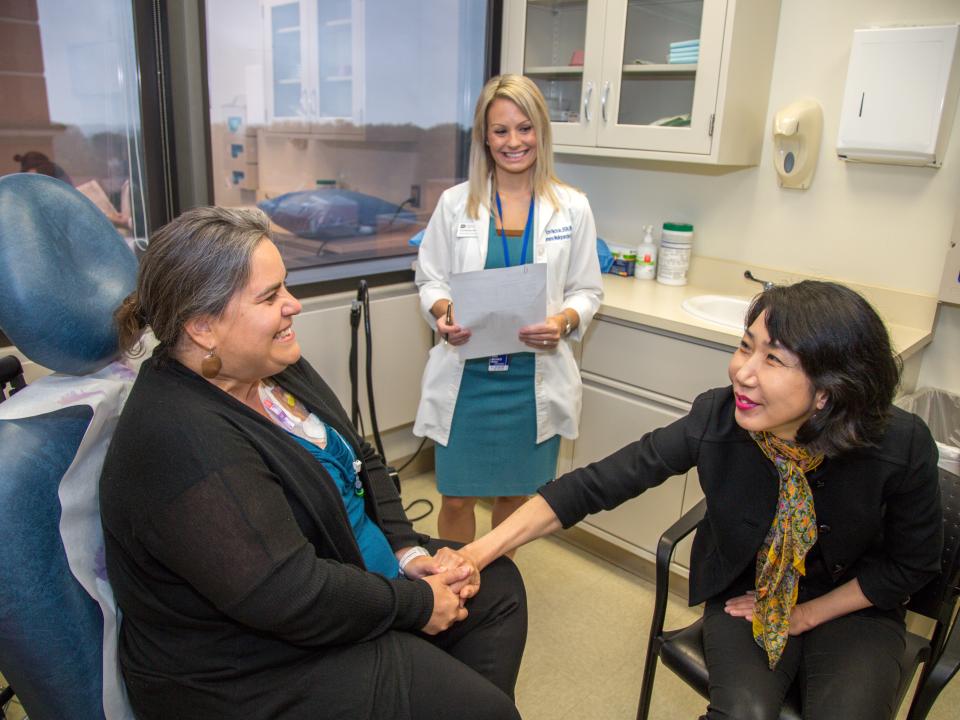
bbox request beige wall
[551,0,960,394]
[918,304,960,392]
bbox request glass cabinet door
[311,0,363,132]
[511,0,605,146]
[265,0,310,128]
[263,0,363,134]
[597,0,726,154]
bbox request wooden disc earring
[201,348,222,378]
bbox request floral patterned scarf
[750,430,824,669]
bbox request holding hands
[404,545,482,635]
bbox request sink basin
[681,295,751,331]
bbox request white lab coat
[414,180,603,445]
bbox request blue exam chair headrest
[0,173,138,375]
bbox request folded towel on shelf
[669,39,700,50]
[651,113,692,127]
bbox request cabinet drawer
[581,319,732,402]
[572,382,687,556]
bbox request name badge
[456,223,478,238]
[488,354,510,372]
[545,224,573,242]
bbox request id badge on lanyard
[488,193,535,373]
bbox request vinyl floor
[2,473,956,720]
[401,471,960,720]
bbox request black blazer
[100,355,433,719]
[540,387,942,608]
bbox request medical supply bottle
[657,222,693,286]
[608,244,637,277]
[635,225,657,280]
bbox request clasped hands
[403,546,482,635]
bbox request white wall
[918,304,960,391]
[554,0,960,393]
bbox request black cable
[383,197,415,229]
[359,280,388,463]
[349,296,362,430]
[403,498,434,523]
[350,279,434,518]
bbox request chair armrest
[930,608,960,691]
[650,498,707,639]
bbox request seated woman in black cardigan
[100,207,526,720]
[462,280,943,720]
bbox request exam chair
[0,173,139,720]
[637,466,960,720]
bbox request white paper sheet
[449,263,547,360]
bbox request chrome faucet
[744,270,775,291]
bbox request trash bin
[895,388,960,476]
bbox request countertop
[596,270,933,361]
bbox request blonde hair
[466,74,564,219]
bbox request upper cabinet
[502,0,780,165]
[262,0,364,137]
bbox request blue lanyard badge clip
[494,192,535,269]
[488,193,535,373]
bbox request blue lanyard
[494,192,535,268]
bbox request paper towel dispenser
[836,24,960,167]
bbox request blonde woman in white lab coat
[415,74,603,543]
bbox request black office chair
[637,466,960,720]
[0,355,25,402]
[0,685,15,720]
[0,355,26,718]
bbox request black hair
[745,280,901,456]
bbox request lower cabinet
[569,317,732,569]
[573,380,689,562]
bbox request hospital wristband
[398,546,431,578]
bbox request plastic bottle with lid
[635,225,657,280]
[657,222,693,286]
[608,244,637,277]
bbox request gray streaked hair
[115,206,270,354]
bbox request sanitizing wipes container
[657,222,693,286]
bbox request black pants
[701,598,905,720]
[404,539,527,720]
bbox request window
[204,0,494,282]
[0,0,150,247]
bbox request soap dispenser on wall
[773,99,823,189]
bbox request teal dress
[435,222,561,497]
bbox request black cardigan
[100,356,433,719]
[540,387,943,609]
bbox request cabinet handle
[601,81,610,123]
[583,82,593,123]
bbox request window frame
[164,0,504,293]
